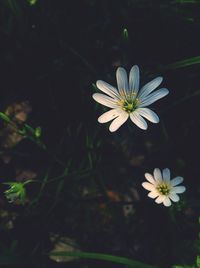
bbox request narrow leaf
[0,112,12,123]
[167,56,200,69]
[49,251,157,268]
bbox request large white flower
[92,65,169,132]
[142,168,186,207]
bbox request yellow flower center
[118,98,140,113]
[156,183,171,196]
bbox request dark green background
[0,1,200,267]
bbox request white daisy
[142,168,186,207]
[92,65,169,132]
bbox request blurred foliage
[27,0,38,5]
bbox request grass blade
[49,251,157,268]
[167,56,200,69]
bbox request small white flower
[142,168,186,207]
[92,65,169,132]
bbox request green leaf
[49,251,157,268]
[172,0,198,3]
[0,112,12,123]
[23,123,35,135]
[197,256,200,268]
[6,0,22,17]
[167,56,200,69]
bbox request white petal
[172,186,186,194]
[109,111,128,132]
[163,197,172,207]
[145,173,156,184]
[98,109,121,123]
[130,112,148,130]
[162,168,170,182]
[96,80,120,99]
[155,195,165,204]
[92,93,117,108]
[142,182,155,191]
[129,65,139,95]
[169,193,180,202]
[137,108,159,123]
[148,191,159,199]
[116,67,129,95]
[153,168,162,182]
[138,88,169,107]
[138,77,163,99]
[171,176,184,186]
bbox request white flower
[142,168,186,207]
[92,65,169,132]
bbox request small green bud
[4,180,32,205]
[27,0,38,5]
[122,28,129,41]
[92,83,98,91]
[35,127,42,138]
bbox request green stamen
[156,183,171,196]
[117,90,140,113]
[121,99,139,113]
